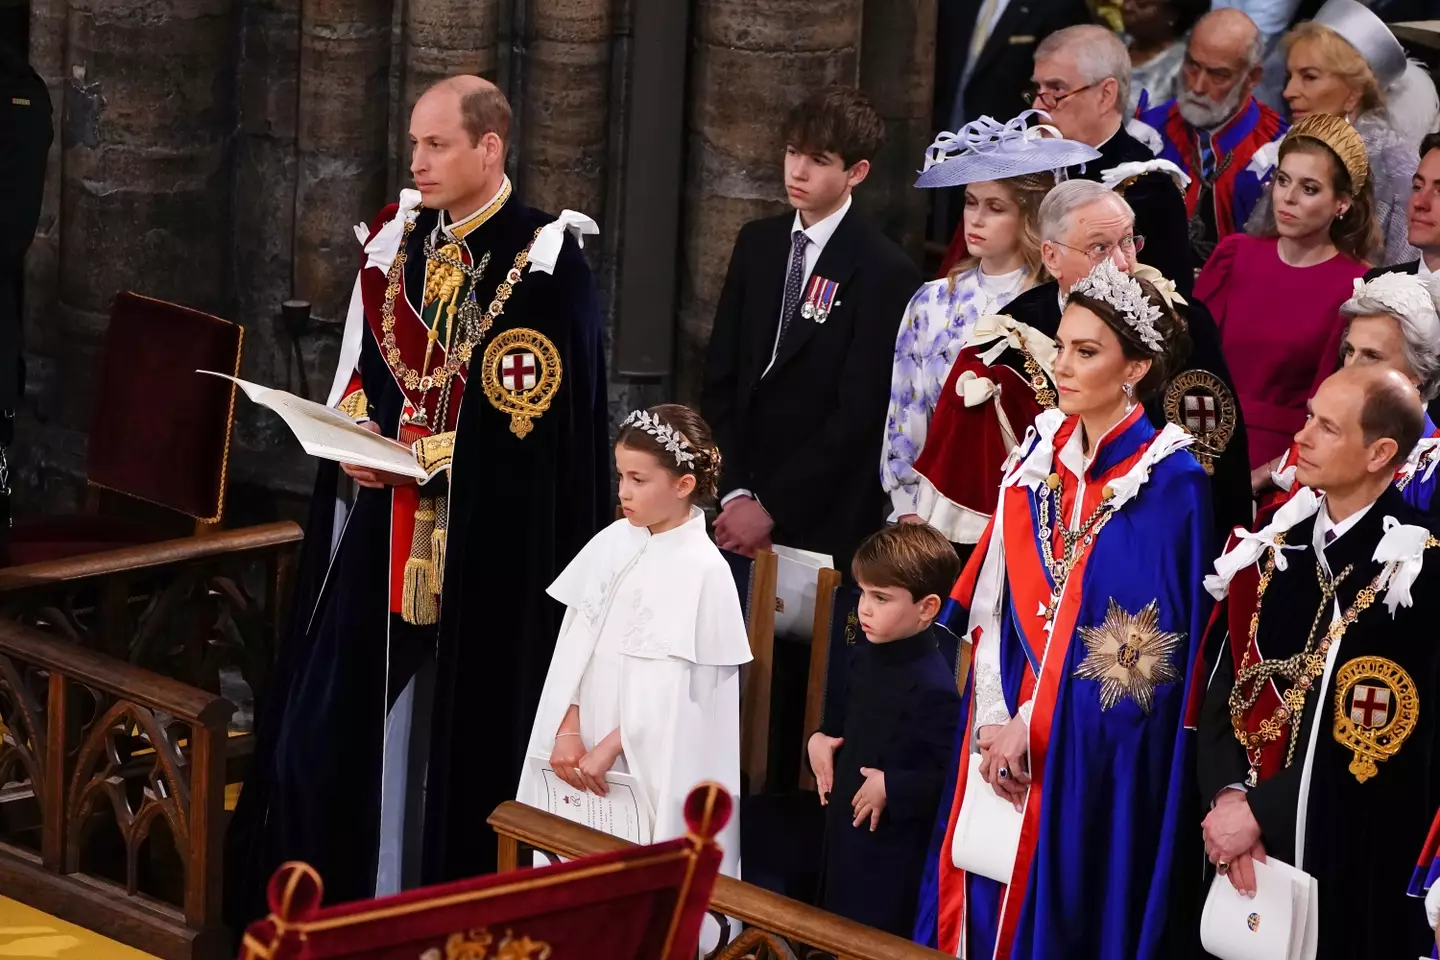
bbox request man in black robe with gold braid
[225,76,609,930]
[1195,366,1440,959]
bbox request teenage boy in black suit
[702,87,921,573]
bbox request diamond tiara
[621,410,696,468]
[1066,260,1165,353]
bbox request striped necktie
[1198,128,1216,183]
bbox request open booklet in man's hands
[198,371,428,480]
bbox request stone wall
[19,0,935,523]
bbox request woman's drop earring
[1122,381,1134,400]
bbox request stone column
[675,0,862,401]
[857,0,937,259]
[58,0,236,429]
[394,0,500,187]
[518,0,613,221]
[25,0,65,349]
[230,0,311,494]
[292,0,393,327]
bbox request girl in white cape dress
[517,404,751,887]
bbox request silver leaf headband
[621,410,696,468]
[1067,260,1165,353]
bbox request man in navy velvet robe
[225,76,609,932]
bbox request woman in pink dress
[1196,113,1377,473]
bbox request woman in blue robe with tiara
[913,259,1214,958]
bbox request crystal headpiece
[621,410,695,468]
[914,110,1102,189]
[1067,260,1165,353]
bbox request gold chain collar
[379,219,540,396]
[1228,533,1382,786]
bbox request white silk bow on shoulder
[1204,487,1321,600]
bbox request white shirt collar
[1419,256,1434,278]
[1316,497,1374,545]
[790,194,852,252]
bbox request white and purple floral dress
[881,265,1028,522]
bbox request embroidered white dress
[517,507,752,882]
[882,266,1027,520]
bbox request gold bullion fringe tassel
[430,494,449,598]
[401,499,440,625]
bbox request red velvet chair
[9,291,243,565]
[238,783,732,960]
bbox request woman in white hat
[881,113,1100,556]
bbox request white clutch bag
[1200,857,1318,960]
[949,752,1024,883]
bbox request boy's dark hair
[1421,131,1440,161]
[782,86,886,168]
[851,523,962,603]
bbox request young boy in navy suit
[808,522,962,936]
[701,87,921,574]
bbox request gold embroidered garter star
[1074,599,1183,713]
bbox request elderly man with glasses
[1003,179,1252,542]
[1027,24,1194,298]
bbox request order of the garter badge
[482,327,562,439]
[1162,369,1236,475]
[1073,598,1183,714]
[1332,655,1417,783]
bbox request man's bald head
[1296,365,1424,494]
[409,74,509,217]
[1179,9,1264,128]
[1190,9,1263,68]
[1351,365,1426,468]
[418,75,511,148]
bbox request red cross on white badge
[1350,684,1391,728]
[1184,394,1218,432]
[501,351,537,392]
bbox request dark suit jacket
[1364,260,1422,280]
[935,0,1095,130]
[1005,280,1252,543]
[701,207,920,570]
[1073,125,1195,299]
[0,52,51,412]
[815,626,960,938]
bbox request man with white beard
[1139,8,1287,269]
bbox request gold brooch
[1162,369,1237,475]
[1074,598,1184,713]
[1332,656,1418,783]
[481,327,562,439]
